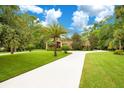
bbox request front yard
[0,50,69,82]
[80,52,124,88]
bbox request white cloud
[68,27,74,30]
[71,5,114,31]
[85,25,93,29]
[78,5,114,22]
[19,5,43,14]
[78,5,107,16]
[71,11,89,31]
[42,8,62,26]
[95,6,114,22]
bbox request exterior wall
[45,39,72,49]
[62,40,72,49]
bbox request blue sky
[19,5,115,35]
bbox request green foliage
[0,5,20,26]
[46,24,67,56]
[0,24,20,53]
[1,5,124,52]
[72,33,82,50]
[61,45,70,53]
[108,41,113,50]
[47,40,54,47]
[88,32,98,50]
[32,24,45,49]
[97,24,114,49]
[114,29,124,41]
[114,50,124,55]
[0,5,45,53]
[47,24,67,39]
[80,13,124,51]
[115,5,124,23]
[72,33,81,40]
[27,44,35,52]
[72,41,82,50]
[113,28,124,50]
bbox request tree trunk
[119,40,122,50]
[14,47,16,53]
[46,42,48,50]
[10,46,14,54]
[54,37,57,56]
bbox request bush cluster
[61,45,70,54]
[114,50,124,55]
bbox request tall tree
[0,25,20,54]
[0,6,21,53]
[113,28,124,50]
[18,14,37,51]
[47,24,67,56]
[114,5,124,50]
[0,5,20,26]
[72,33,82,50]
[88,31,98,50]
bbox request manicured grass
[0,50,69,82]
[80,52,124,88]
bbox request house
[46,38,72,50]
[61,39,72,49]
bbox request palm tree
[47,24,67,56]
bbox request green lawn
[0,50,69,82]
[80,52,124,88]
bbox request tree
[72,33,82,50]
[0,6,20,52]
[0,6,22,53]
[0,5,20,27]
[47,24,67,56]
[18,13,37,51]
[114,5,124,50]
[0,23,2,43]
[27,44,34,52]
[115,5,124,22]
[88,31,98,50]
[0,25,20,54]
[114,28,124,50]
[97,24,114,50]
[0,6,41,53]
[31,24,45,49]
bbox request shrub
[114,50,124,55]
[61,45,70,54]
[27,44,34,52]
